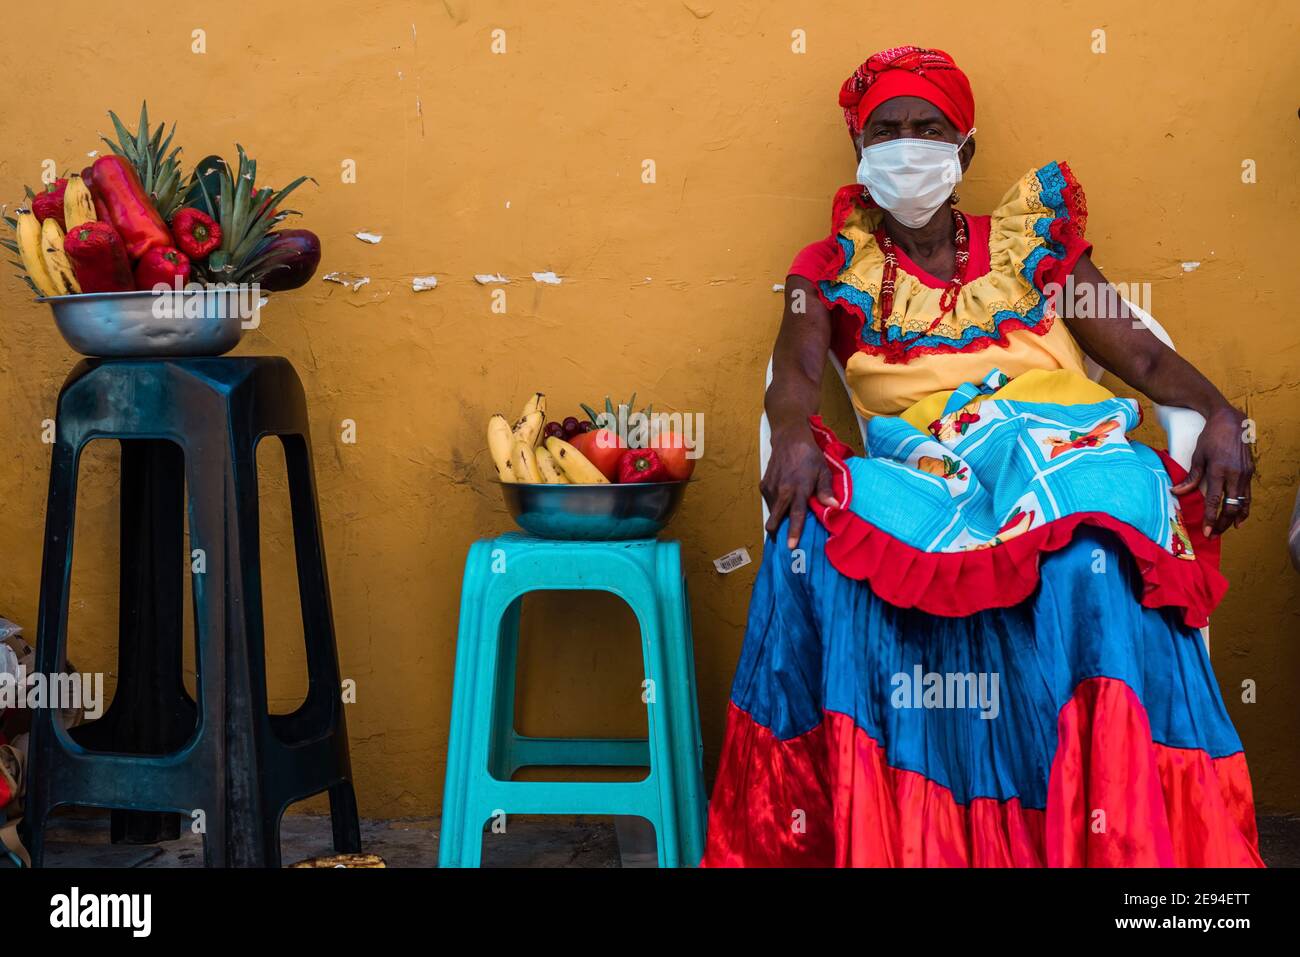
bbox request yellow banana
[535,446,569,484]
[513,410,543,447]
[40,220,81,295]
[487,414,518,482]
[15,211,59,297]
[512,392,546,446]
[63,174,96,230]
[519,391,545,419]
[514,440,544,483]
[545,436,610,484]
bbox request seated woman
[703,46,1261,867]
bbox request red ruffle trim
[806,417,1226,629]
[1033,161,1092,292]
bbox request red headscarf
[839,46,975,136]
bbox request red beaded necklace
[872,208,970,356]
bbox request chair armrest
[1154,404,1205,474]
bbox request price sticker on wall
[713,547,752,574]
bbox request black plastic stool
[23,357,361,867]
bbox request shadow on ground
[26,809,1300,868]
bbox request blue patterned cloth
[843,370,1187,556]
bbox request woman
[703,46,1261,867]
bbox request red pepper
[170,208,222,259]
[63,221,135,293]
[80,165,114,222]
[91,155,172,259]
[32,179,68,229]
[134,246,191,291]
[618,448,670,484]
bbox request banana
[518,391,545,420]
[487,414,518,482]
[545,436,610,484]
[535,446,569,484]
[514,440,544,483]
[40,219,81,295]
[63,174,96,229]
[512,392,546,446]
[15,211,59,296]
[512,410,544,447]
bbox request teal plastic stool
[439,534,707,867]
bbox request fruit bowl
[499,480,688,540]
[38,288,261,358]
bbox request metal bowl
[38,288,263,358]
[499,480,688,540]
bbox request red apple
[649,429,696,481]
[569,429,624,480]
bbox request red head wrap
[838,46,975,136]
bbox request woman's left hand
[1170,404,1254,537]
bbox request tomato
[569,429,624,480]
[649,429,696,481]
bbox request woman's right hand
[762,424,837,549]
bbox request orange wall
[2,0,1298,816]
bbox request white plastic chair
[757,300,1210,643]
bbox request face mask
[855,130,975,228]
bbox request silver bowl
[500,480,688,540]
[38,288,264,358]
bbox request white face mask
[855,130,975,228]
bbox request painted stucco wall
[2,0,1298,818]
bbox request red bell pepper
[170,208,222,259]
[134,246,191,291]
[32,179,68,229]
[80,165,114,222]
[618,448,670,484]
[63,221,134,293]
[91,155,172,259]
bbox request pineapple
[103,102,186,219]
[580,394,654,447]
[189,144,314,286]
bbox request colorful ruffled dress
[702,163,1263,867]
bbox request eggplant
[182,155,228,218]
[252,229,321,291]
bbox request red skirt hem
[703,679,1263,868]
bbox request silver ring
[1224,496,1248,507]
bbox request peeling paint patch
[412,276,438,292]
[532,271,563,285]
[1181,261,1201,272]
[772,283,785,292]
[356,232,383,244]
[86,150,99,158]
[474,273,510,285]
[323,271,371,291]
